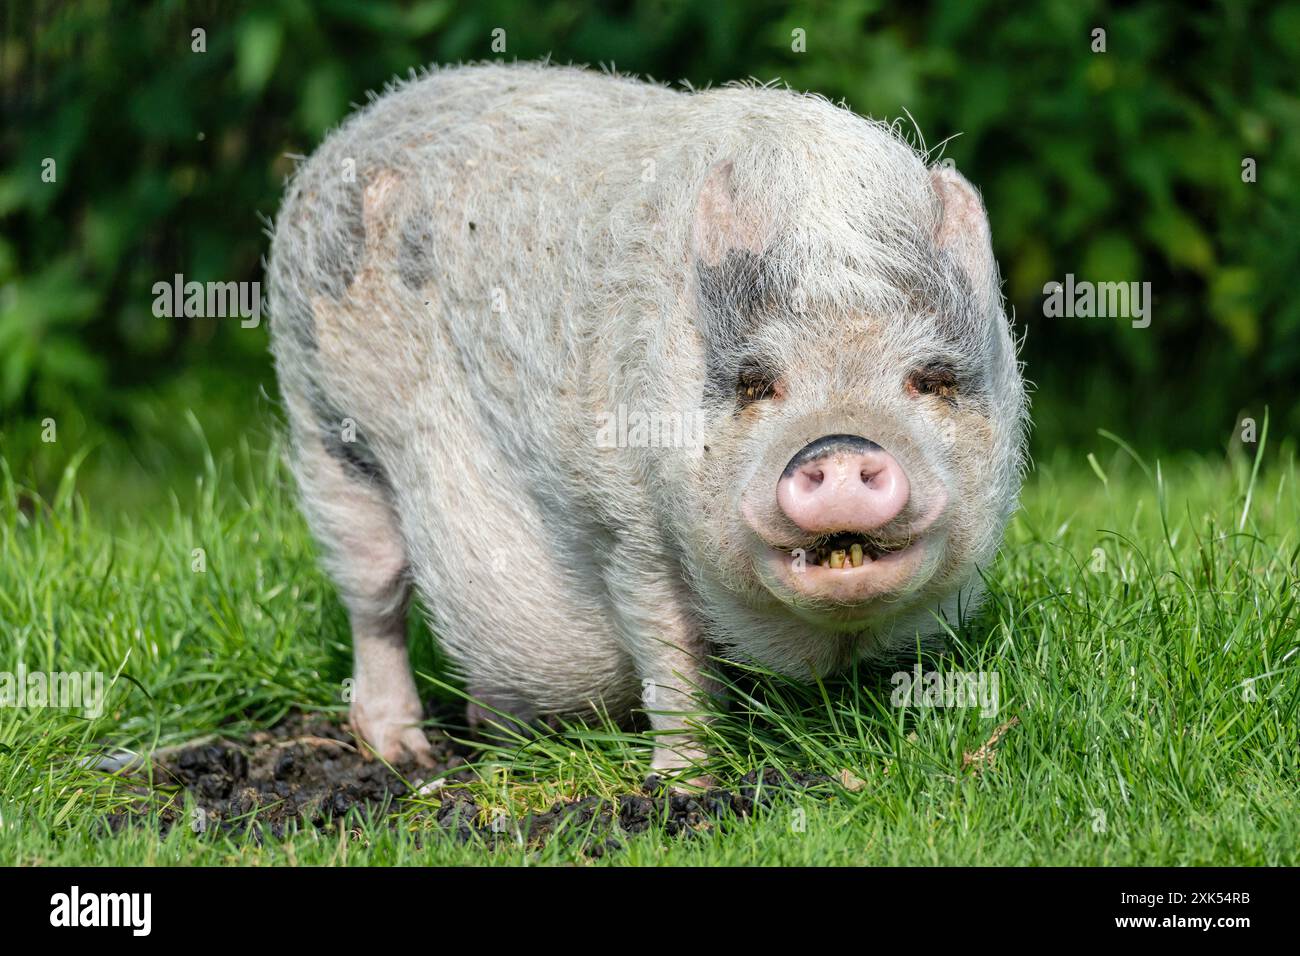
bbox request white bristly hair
[267,62,1028,775]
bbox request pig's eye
[907,364,959,404]
[736,364,779,405]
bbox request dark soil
[453,766,833,857]
[100,712,832,854]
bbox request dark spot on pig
[696,250,781,404]
[311,395,390,487]
[468,221,477,231]
[327,430,387,486]
[696,249,772,333]
[900,249,988,356]
[313,180,365,300]
[398,207,436,291]
[703,355,737,406]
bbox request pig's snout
[776,435,910,534]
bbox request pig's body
[267,63,1027,775]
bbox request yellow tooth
[850,543,864,567]
[829,549,846,569]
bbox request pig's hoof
[386,727,437,768]
[643,771,714,795]
[647,747,714,793]
[350,709,436,768]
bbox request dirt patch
[446,767,832,857]
[101,712,831,853]
[102,713,468,841]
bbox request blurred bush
[1,0,1296,452]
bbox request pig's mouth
[757,528,941,611]
[802,531,911,568]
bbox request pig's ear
[691,160,766,267]
[930,164,999,312]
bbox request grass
[0,410,1297,866]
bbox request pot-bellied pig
[267,62,1027,778]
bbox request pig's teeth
[849,543,864,567]
[829,549,846,569]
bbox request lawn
[1,409,1296,866]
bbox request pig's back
[267,64,684,455]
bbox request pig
[265,62,1028,781]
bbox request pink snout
[776,435,910,534]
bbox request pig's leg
[284,391,434,767]
[390,397,640,738]
[604,556,717,783]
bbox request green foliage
[1,0,1297,451]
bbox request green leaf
[237,16,283,94]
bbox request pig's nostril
[860,465,888,486]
